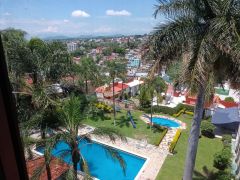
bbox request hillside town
[1,0,240,180]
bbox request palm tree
[106,60,127,126]
[54,95,126,179]
[77,57,103,94]
[142,77,167,127]
[151,1,240,179]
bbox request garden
[82,109,167,145]
[156,114,233,180]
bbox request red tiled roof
[27,157,69,180]
[114,82,129,90]
[219,100,238,108]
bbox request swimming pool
[36,140,146,180]
[151,117,180,128]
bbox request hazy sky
[0,0,164,37]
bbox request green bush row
[140,103,195,116]
[222,134,232,147]
[213,134,233,171]
[153,128,168,146]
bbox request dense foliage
[200,120,215,138]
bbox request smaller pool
[151,117,180,128]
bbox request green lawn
[156,114,223,180]
[82,110,165,145]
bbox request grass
[82,110,165,145]
[156,114,223,180]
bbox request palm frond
[31,163,46,180]
[91,127,127,142]
[153,0,194,18]
[104,146,126,175]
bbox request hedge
[169,129,182,153]
[201,120,215,138]
[224,97,235,102]
[222,135,232,147]
[153,128,168,146]
[213,147,232,170]
[140,103,195,117]
[173,108,186,117]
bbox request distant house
[95,82,129,99]
[126,80,144,96]
[67,42,77,52]
[127,57,141,68]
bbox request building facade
[67,42,77,52]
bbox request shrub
[152,105,178,115]
[153,128,168,146]
[175,103,194,112]
[224,97,235,102]
[139,103,194,117]
[95,102,113,113]
[173,108,186,117]
[124,93,129,100]
[213,170,234,180]
[222,135,232,147]
[213,147,232,170]
[201,120,215,138]
[185,111,194,116]
[169,129,182,153]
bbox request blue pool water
[36,140,146,180]
[152,117,180,128]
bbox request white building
[67,42,77,52]
[126,80,144,96]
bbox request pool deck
[80,125,173,180]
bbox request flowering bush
[95,102,113,113]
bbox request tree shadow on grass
[115,115,138,128]
[90,112,111,122]
[193,166,216,180]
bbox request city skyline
[0,0,165,38]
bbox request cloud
[41,26,58,33]
[63,19,69,23]
[106,10,131,16]
[71,10,90,17]
[3,12,11,16]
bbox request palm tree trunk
[46,163,52,180]
[183,85,205,180]
[85,79,88,94]
[150,96,153,129]
[112,78,116,126]
[121,81,124,100]
[73,162,78,179]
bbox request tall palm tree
[77,57,103,94]
[150,0,240,179]
[54,95,126,179]
[106,60,127,126]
